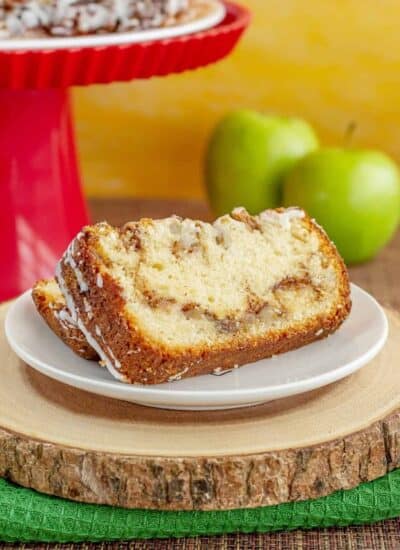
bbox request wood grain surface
[0,199,399,515]
[0,303,399,510]
[3,525,400,550]
[87,199,400,545]
[2,198,400,547]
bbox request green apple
[205,110,319,215]
[283,148,400,264]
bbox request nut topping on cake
[52,206,351,384]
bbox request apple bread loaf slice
[56,207,351,384]
[32,279,98,360]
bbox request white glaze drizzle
[57,307,76,325]
[168,367,189,382]
[62,234,88,293]
[259,208,305,230]
[54,308,79,333]
[55,260,79,323]
[83,297,93,320]
[76,317,126,381]
[212,367,233,376]
[94,324,122,370]
[96,273,103,288]
[56,235,126,382]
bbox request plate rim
[0,0,225,52]
[4,283,388,406]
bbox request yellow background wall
[74,0,400,199]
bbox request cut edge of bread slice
[56,207,351,385]
[32,278,98,361]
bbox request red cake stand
[0,2,250,301]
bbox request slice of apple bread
[32,279,98,360]
[56,207,351,384]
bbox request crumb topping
[0,0,189,37]
[86,207,344,349]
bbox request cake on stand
[0,1,250,301]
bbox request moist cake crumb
[56,206,351,384]
[32,278,98,360]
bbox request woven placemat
[1,469,400,543]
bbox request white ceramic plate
[5,284,388,411]
[0,0,225,51]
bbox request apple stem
[344,121,357,147]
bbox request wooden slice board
[0,300,400,511]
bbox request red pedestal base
[0,89,89,301]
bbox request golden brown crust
[32,280,98,361]
[57,210,351,385]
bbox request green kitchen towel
[1,470,400,543]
